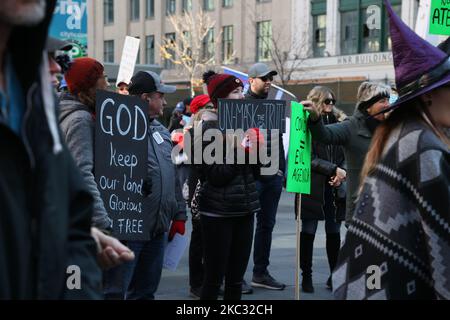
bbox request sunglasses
[258,75,273,82]
[324,99,336,105]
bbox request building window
[182,31,192,59]
[146,0,154,18]
[340,10,358,55]
[339,0,402,54]
[182,0,192,13]
[130,0,140,21]
[203,0,215,11]
[104,0,114,25]
[222,0,233,8]
[146,35,155,64]
[202,28,215,60]
[164,33,176,69]
[256,20,272,62]
[384,4,401,51]
[313,14,326,57]
[222,25,233,63]
[104,40,114,63]
[166,0,176,15]
[135,37,141,64]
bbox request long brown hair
[359,99,450,192]
[307,86,347,121]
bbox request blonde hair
[356,81,391,104]
[307,86,334,113]
[307,86,347,120]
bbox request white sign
[116,36,141,86]
[163,233,189,271]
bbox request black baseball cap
[46,37,73,53]
[128,71,176,95]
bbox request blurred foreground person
[0,0,101,299]
[333,2,450,300]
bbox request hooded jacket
[58,93,112,230]
[0,0,101,299]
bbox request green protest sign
[429,0,450,35]
[286,102,311,195]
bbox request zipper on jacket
[22,83,38,169]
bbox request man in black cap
[245,63,286,292]
[45,37,72,88]
[104,71,187,300]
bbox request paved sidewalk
[157,191,344,300]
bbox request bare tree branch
[246,2,308,87]
[159,7,230,96]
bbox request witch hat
[384,0,450,111]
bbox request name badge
[152,131,164,145]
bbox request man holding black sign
[246,63,286,291]
[116,71,187,300]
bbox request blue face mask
[389,94,399,105]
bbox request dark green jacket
[308,108,372,222]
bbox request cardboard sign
[286,102,311,194]
[95,90,149,241]
[218,99,286,132]
[429,0,450,35]
[116,36,141,86]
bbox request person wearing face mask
[296,86,347,294]
[333,2,449,300]
[195,71,263,300]
[303,81,391,223]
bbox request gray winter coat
[308,108,372,222]
[58,93,112,230]
[146,119,187,239]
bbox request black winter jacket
[196,120,261,217]
[300,113,346,221]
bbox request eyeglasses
[258,75,273,82]
[324,99,336,105]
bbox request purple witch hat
[385,0,450,111]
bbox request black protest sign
[95,90,149,241]
[218,99,287,133]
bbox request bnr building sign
[337,52,393,65]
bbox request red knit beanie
[190,94,211,114]
[65,57,104,95]
[203,71,244,105]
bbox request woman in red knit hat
[58,57,112,231]
[193,71,263,300]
